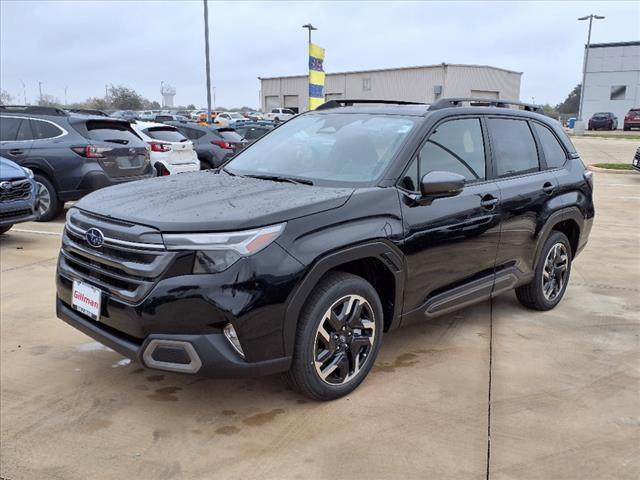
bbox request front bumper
[56,297,291,377]
[0,198,38,226]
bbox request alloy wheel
[313,294,376,385]
[541,243,569,302]
[36,181,51,217]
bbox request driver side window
[419,118,486,183]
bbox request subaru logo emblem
[85,228,104,248]
[0,181,11,190]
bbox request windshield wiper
[244,174,314,185]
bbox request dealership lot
[1,140,638,479]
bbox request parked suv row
[0,106,155,221]
[56,97,594,400]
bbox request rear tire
[34,174,62,222]
[516,231,572,311]
[286,272,384,401]
[0,225,12,235]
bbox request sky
[1,0,638,109]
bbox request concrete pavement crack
[486,296,494,480]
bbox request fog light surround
[223,323,245,359]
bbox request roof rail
[315,99,427,111]
[0,105,69,116]
[428,97,542,113]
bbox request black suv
[56,98,594,400]
[0,106,154,221]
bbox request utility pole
[302,23,317,45]
[577,14,605,121]
[38,81,43,104]
[203,0,213,123]
[105,84,108,99]
[20,79,26,104]
[64,86,68,106]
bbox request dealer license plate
[72,280,102,321]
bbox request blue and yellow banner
[308,43,325,110]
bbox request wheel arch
[282,240,405,357]
[534,207,584,266]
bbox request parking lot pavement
[1,169,639,479]
[571,136,639,165]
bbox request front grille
[0,208,31,220]
[0,179,32,202]
[59,212,176,304]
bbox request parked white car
[214,112,250,127]
[132,121,199,175]
[138,110,155,121]
[265,108,296,122]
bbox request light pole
[64,86,68,106]
[20,79,26,104]
[302,23,317,45]
[203,0,213,123]
[577,14,605,121]
[38,81,43,104]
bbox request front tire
[34,174,62,222]
[286,272,383,401]
[516,231,572,311]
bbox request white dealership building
[259,63,522,113]
[581,41,640,127]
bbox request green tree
[107,84,144,110]
[0,89,14,105]
[186,104,196,110]
[556,84,581,114]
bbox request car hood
[0,157,27,180]
[74,171,354,232]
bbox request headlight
[23,167,34,179]
[163,223,285,274]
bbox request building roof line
[587,41,640,49]
[258,63,522,81]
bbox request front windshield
[230,113,244,119]
[226,113,416,184]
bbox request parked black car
[234,123,275,144]
[633,147,640,173]
[56,98,594,400]
[0,106,154,221]
[0,155,39,234]
[588,112,618,130]
[166,122,246,169]
[111,110,139,121]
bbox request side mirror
[420,171,465,198]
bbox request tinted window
[419,118,486,182]
[154,115,173,122]
[488,118,539,177]
[31,119,63,139]
[180,127,205,140]
[533,123,567,168]
[218,130,243,142]
[247,128,269,140]
[0,117,22,141]
[85,121,142,144]
[399,157,418,191]
[16,119,33,140]
[144,127,186,143]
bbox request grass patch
[592,163,633,170]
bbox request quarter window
[419,118,486,182]
[31,119,63,140]
[533,123,567,168]
[488,118,539,177]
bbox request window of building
[488,118,539,177]
[610,86,626,100]
[362,78,372,92]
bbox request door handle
[542,182,555,195]
[480,194,498,210]
[9,149,24,156]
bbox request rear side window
[217,129,243,142]
[16,119,33,140]
[419,118,486,182]
[488,118,539,177]
[0,117,22,141]
[144,127,186,143]
[31,119,63,139]
[532,123,567,168]
[180,127,205,140]
[85,121,142,145]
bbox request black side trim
[283,239,405,356]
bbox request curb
[587,165,637,175]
